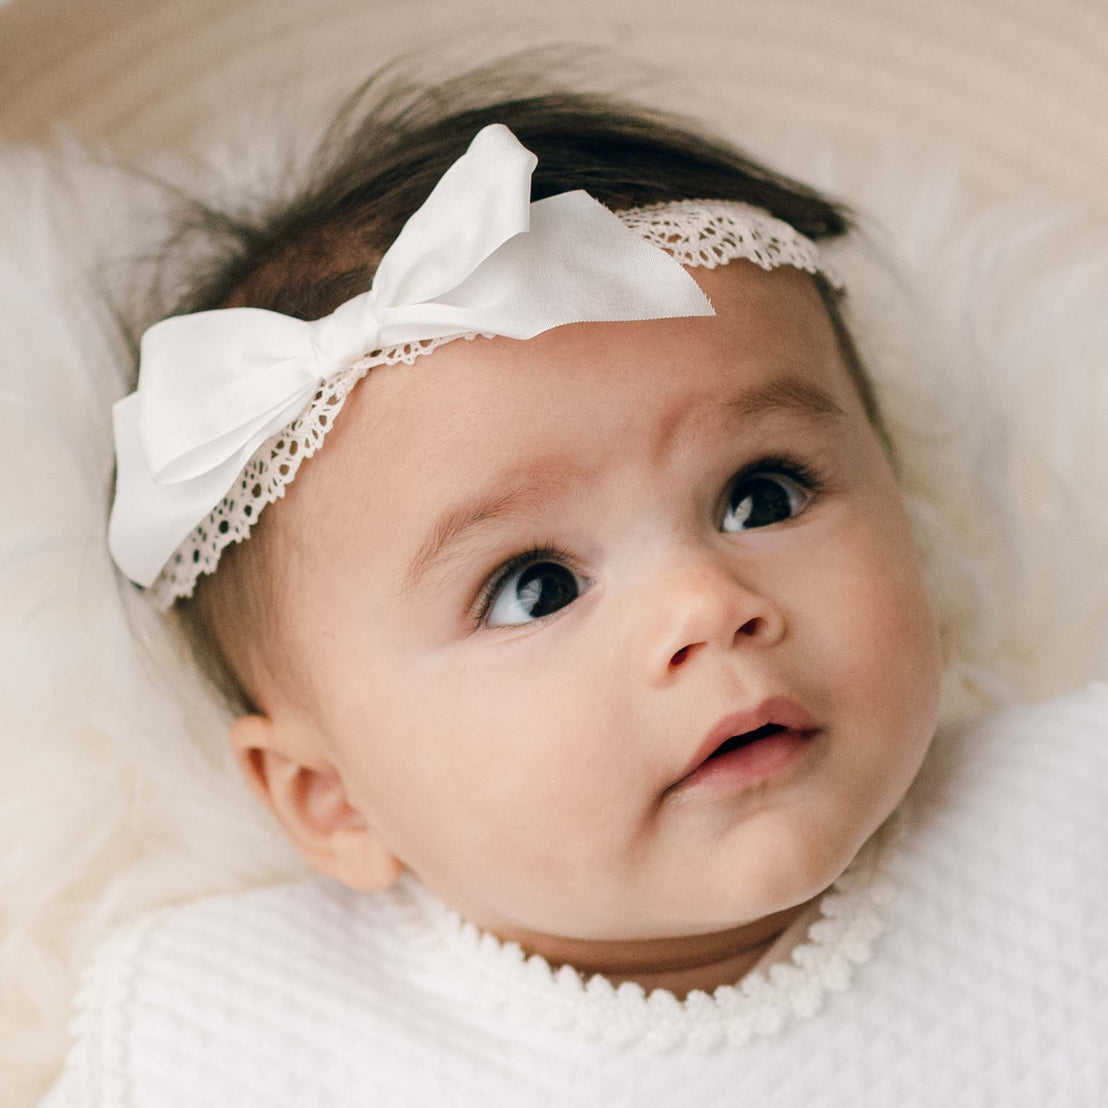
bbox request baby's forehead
[360,263,845,438]
[288,262,853,528]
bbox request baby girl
[41,68,1107,1107]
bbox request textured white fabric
[145,197,835,608]
[41,684,1108,1107]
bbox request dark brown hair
[147,58,886,717]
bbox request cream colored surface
[1,0,1107,219]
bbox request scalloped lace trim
[405,813,903,1053]
[151,200,838,606]
[619,200,840,284]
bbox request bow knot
[308,291,383,373]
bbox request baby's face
[266,262,941,953]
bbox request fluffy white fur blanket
[1,124,1106,1105]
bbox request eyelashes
[473,545,576,626]
[721,454,825,530]
[726,453,826,502]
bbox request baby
[42,67,1107,1107]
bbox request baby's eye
[722,464,817,532]
[484,557,585,627]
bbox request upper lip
[672,695,821,786]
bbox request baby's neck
[512,897,821,1001]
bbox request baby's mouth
[673,724,818,795]
[706,724,788,760]
[669,697,822,794]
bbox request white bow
[108,123,714,587]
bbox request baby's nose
[639,552,786,684]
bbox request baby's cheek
[378,663,626,921]
[847,538,940,777]
[864,517,941,702]
[802,511,939,716]
[396,664,574,809]
[459,661,630,823]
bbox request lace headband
[107,124,840,607]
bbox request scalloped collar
[400,812,904,1052]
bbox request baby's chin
[514,839,869,950]
[651,804,900,937]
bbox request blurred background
[2,0,1107,219]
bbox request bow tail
[109,388,313,586]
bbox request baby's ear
[229,714,405,893]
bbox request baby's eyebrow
[661,376,848,447]
[403,468,584,593]
[723,378,847,423]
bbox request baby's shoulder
[915,680,1108,809]
[79,873,404,990]
[862,683,1108,1079]
[898,680,1108,903]
[47,876,429,1108]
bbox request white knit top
[42,684,1108,1107]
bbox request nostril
[737,616,765,638]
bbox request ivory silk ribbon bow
[108,123,715,587]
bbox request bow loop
[137,307,319,486]
[371,123,536,307]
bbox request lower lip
[677,729,820,794]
